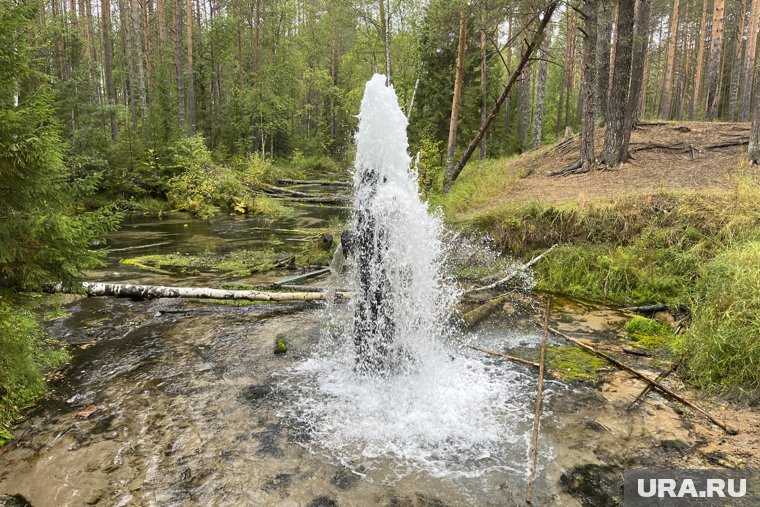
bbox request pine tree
[0,0,115,290]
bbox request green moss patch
[623,316,677,351]
[121,249,283,277]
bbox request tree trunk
[659,0,680,119]
[533,22,551,150]
[608,0,618,95]
[623,0,652,159]
[443,8,468,188]
[185,0,195,134]
[140,0,153,101]
[601,0,634,167]
[740,0,760,121]
[118,0,137,129]
[101,0,118,141]
[728,0,748,121]
[174,0,185,130]
[563,9,577,130]
[579,2,597,170]
[518,65,531,150]
[131,0,147,121]
[677,0,694,120]
[596,0,612,125]
[556,67,565,137]
[480,12,488,159]
[157,0,166,47]
[379,0,391,84]
[705,0,726,120]
[690,0,709,118]
[750,52,760,163]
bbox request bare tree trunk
[705,0,725,120]
[102,0,118,141]
[596,0,612,125]
[186,0,195,134]
[564,9,577,130]
[659,0,680,119]
[579,2,597,170]
[443,8,468,188]
[555,69,565,137]
[740,0,760,121]
[519,65,531,150]
[677,0,694,120]
[623,0,652,159]
[729,0,748,121]
[131,0,146,121]
[480,11,488,159]
[608,0,618,95]
[174,0,185,130]
[690,0,708,118]
[118,0,137,129]
[601,0,634,167]
[533,22,551,150]
[379,0,391,84]
[750,41,760,162]
[140,0,153,101]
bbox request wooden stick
[527,297,551,503]
[627,359,681,411]
[49,282,351,302]
[549,327,737,435]
[276,178,351,187]
[466,244,557,294]
[466,345,540,368]
[272,267,331,287]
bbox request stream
[0,197,718,507]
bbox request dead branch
[627,359,681,411]
[550,327,737,434]
[526,297,551,503]
[466,345,540,368]
[466,244,557,294]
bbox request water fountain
[282,74,547,482]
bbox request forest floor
[447,121,759,212]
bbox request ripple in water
[280,74,549,480]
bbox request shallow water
[0,201,698,506]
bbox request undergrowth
[0,292,70,445]
[443,173,760,391]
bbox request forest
[1,0,760,504]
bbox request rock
[274,337,287,355]
[560,464,622,507]
[307,497,337,507]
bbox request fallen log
[258,183,319,198]
[550,327,737,435]
[526,297,551,503]
[279,196,349,204]
[276,178,351,187]
[466,345,540,368]
[624,303,669,313]
[108,241,173,253]
[466,244,557,294]
[49,282,351,302]
[272,267,331,287]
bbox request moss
[623,316,677,351]
[274,337,287,354]
[120,249,282,276]
[546,346,607,382]
[295,235,338,267]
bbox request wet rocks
[560,464,623,507]
[307,497,337,507]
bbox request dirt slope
[475,122,759,209]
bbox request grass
[443,165,760,391]
[623,316,679,352]
[1,291,70,445]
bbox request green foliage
[0,292,70,443]
[165,136,291,219]
[685,242,760,390]
[415,137,444,199]
[624,316,677,351]
[546,346,607,382]
[0,0,117,290]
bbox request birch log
[49,282,351,302]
